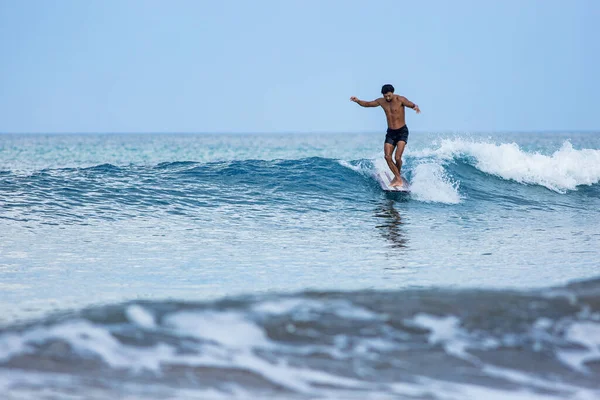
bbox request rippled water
[1,131,599,399]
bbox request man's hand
[414,105,421,114]
[350,96,359,102]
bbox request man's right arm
[350,97,380,108]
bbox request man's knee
[384,154,393,162]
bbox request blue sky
[0,0,598,133]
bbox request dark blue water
[1,132,599,399]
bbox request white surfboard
[374,170,410,192]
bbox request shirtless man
[350,84,420,187]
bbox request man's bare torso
[377,95,408,129]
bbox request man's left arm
[400,96,421,114]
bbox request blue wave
[0,157,598,223]
[1,277,599,399]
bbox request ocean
[0,131,599,399]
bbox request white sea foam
[1,308,600,400]
[407,314,600,399]
[410,313,473,360]
[0,320,174,372]
[341,137,600,200]
[416,139,600,192]
[337,159,372,175]
[164,311,269,348]
[253,297,380,321]
[557,321,600,372]
[125,304,156,329]
[252,298,324,315]
[339,157,462,204]
[409,162,462,204]
[0,313,369,395]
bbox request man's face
[383,92,393,102]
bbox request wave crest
[415,139,600,193]
[1,278,600,399]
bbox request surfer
[350,84,420,187]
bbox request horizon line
[1,130,599,135]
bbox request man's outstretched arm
[350,97,380,107]
[400,96,421,113]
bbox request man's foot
[390,177,404,187]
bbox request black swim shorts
[384,125,409,146]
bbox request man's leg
[393,141,407,185]
[384,143,402,185]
